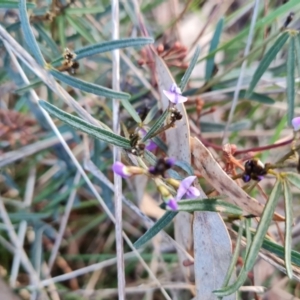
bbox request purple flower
[176,176,200,200]
[163,83,188,104]
[112,162,131,178]
[292,117,300,131]
[166,175,201,210]
[139,128,157,151]
[165,157,176,168]
[166,198,178,210]
[242,174,251,183]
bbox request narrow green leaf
[244,180,282,271]
[200,120,251,132]
[285,172,300,189]
[9,211,51,222]
[144,150,157,165]
[180,45,200,91]
[205,18,224,81]
[19,0,45,66]
[152,136,168,153]
[134,211,177,249]
[294,35,300,82]
[245,218,252,254]
[39,100,131,149]
[226,90,275,104]
[33,23,61,58]
[50,69,130,100]
[232,223,300,267]
[174,160,194,176]
[177,199,243,215]
[65,6,104,15]
[15,79,43,94]
[221,219,245,289]
[121,100,141,123]
[213,266,248,297]
[65,15,96,44]
[51,37,154,66]
[198,0,299,64]
[283,180,293,278]
[0,0,35,8]
[141,109,169,142]
[144,105,158,125]
[247,32,289,96]
[287,37,295,125]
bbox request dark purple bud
[165,157,176,168]
[242,174,251,183]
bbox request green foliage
[2,0,300,298]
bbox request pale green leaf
[39,100,131,149]
[50,69,130,100]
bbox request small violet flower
[166,175,201,210]
[292,117,300,131]
[139,128,157,151]
[163,83,188,104]
[112,162,131,178]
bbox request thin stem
[48,171,81,272]
[112,0,125,298]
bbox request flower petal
[292,117,300,131]
[185,186,201,199]
[175,94,188,104]
[112,162,131,178]
[163,90,178,103]
[166,198,178,210]
[145,139,157,151]
[176,176,196,200]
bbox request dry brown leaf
[191,136,284,221]
[154,53,195,284]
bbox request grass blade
[283,179,293,278]
[247,32,289,96]
[50,69,130,100]
[205,18,224,81]
[287,37,295,125]
[177,198,243,215]
[19,0,45,66]
[134,211,177,249]
[141,109,169,142]
[39,100,131,149]
[244,179,282,271]
[180,45,200,91]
